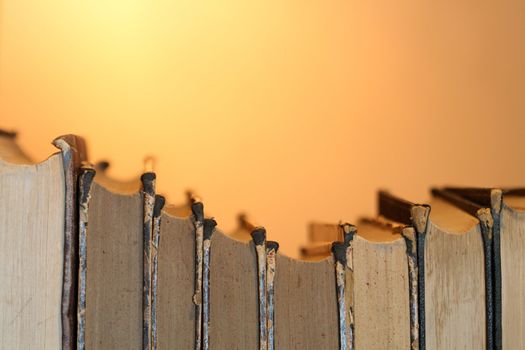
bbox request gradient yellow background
[1,0,524,257]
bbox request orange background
[1,0,524,257]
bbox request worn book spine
[141,172,156,350]
[151,195,165,350]
[490,190,503,350]
[251,227,268,350]
[412,206,429,350]
[332,241,352,350]
[202,218,217,350]
[357,217,420,350]
[53,135,88,350]
[266,241,279,350]
[378,191,429,350]
[77,165,96,350]
[401,226,420,350]
[191,201,205,350]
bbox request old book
[0,132,86,349]
[273,243,339,349]
[442,187,525,349]
[209,227,261,348]
[379,190,489,350]
[77,164,163,350]
[300,221,415,348]
[156,202,200,349]
[157,199,341,349]
[157,200,222,350]
[351,220,414,349]
[225,221,341,349]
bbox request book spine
[141,172,156,350]
[377,191,429,350]
[53,135,88,350]
[251,227,268,350]
[490,190,503,350]
[410,205,430,350]
[202,218,217,350]
[332,241,353,350]
[401,227,420,350]
[477,208,495,350]
[191,202,205,350]
[151,195,165,350]
[378,190,414,225]
[266,241,279,350]
[76,166,96,350]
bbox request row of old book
[0,130,523,350]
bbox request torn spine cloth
[151,195,166,350]
[191,203,217,350]
[332,223,356,350]
[76,165,95,350]
[251,228,268,350]
[202,218,217,350]
[141,172,162,350]
[248,227,281,350]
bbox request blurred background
[1,0,524,257]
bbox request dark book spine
[151,195,165,350]
[77,166,96,350]
[266,241,279,350]
[141,172,156,350]
[251,227,268,350]
[377,190,414,225]
[202,218,217,350]
[191,201,204,350]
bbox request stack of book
[1,130,523,349]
